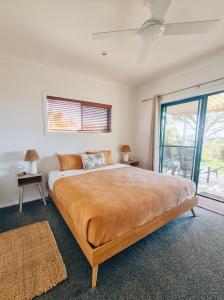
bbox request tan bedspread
[53,166,195,247]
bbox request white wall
[0,55,137,208]
[137,53,224,168]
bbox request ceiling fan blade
[92,28,140,39]
[164,19,220,35]
[137,40,152,63]
[150,0,171,20]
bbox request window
[46,96,112,133]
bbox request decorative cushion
[57,154,83,171]
[86,150,113,165]
[81,153,106,170]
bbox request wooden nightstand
[121,160,139,167]
[17,173,47,212]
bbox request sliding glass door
[198,93,224,201]
[160,91,224,201]
[160,98,204,182]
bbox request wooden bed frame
[50,190,198,288]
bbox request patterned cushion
[86,150,113,165]
[81,153,106,170]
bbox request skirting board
[0,196,49,209]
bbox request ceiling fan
[92,0,220,62]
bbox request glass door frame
[159,89,224,191]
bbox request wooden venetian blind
[47,96,112,133]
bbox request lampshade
[24,149,40,161]
[121,145,131,153]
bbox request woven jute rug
[0,221,67,300]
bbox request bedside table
[121,160,139,167]
[17,173,47,212]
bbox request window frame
[42,92,112,135]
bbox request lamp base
[123,153,129,162]
[29,161,37,174]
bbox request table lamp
[121,145,131,162]
[24,149,40,174]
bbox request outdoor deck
[198,171,224,202]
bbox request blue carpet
[0,199,223,300]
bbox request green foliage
[164,127,182,145]
[202,140,224,160]
[220,148,224,161]
[200,159,224,172]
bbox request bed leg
[191,208,197,217]
[92,266,98,288]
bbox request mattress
[50,165,196,247]
[48,163,127,190]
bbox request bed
[48,163,197,288]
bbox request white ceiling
[0,0,224,85]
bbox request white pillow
[81,153,106,170]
